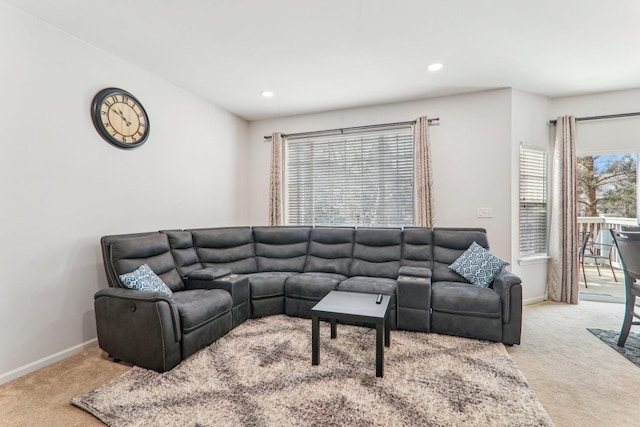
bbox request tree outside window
[577,154,637,218]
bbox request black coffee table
[311,290,391,377]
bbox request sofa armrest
[94,288,182,372]
[185,273,250,325]
[187,267,232,281]
[185,269,233,291]
[95,287,175,302]
[398,266,432,278]
[491,269,521,324]
[396,274,432,332]
[210,275,250,327]
[204,274,249,302]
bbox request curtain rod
[263,118,439,140]
[549,112,640,126]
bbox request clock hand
[111,109,132,127]
[110,109,124,119]
[118,110,132,127]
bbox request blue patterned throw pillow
[449,242,509,287]
[119,264,173,297]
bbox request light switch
[477,207,493,218]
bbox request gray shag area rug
[72,315,553,426]
[587,328,640,367]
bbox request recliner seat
[338,227,403,329]
[96,232,233,372]
[285,227,354,318]
[429,228,504,342]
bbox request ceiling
[5,0,640,121]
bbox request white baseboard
[523,295,546,305]
[0,338,98,386]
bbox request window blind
[285,126,414,227]
[519,147,548,256]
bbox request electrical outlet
[477,207,493,218]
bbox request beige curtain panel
[414,116,434,227]
[268,132,285,226]
[547,116,579,304]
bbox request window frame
[519,146,549,258]
[284,125,415,227]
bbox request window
[285,126,414,226]
[519,147,548,256]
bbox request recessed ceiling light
[427,63,443,72]
[261,91,274,98]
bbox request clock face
[91,88,150,149]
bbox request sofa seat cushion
[246,272,296,299]
[285,272,345,300]
[431,282,501,318]
[172,289,232,333]
[338,276,397,302]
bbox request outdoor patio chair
[582,229,618,286]
[578,230,591,287]
[609,230,640,347]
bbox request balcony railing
[578,216,639,266]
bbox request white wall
[248,89,514,264]
[511,90,552,304]
[0,3,249,383]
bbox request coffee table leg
[330,318,337,339]
[376,321,384,377]
[385,314,390,348]
[312,314,319,366]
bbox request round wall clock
[91,87,150,149]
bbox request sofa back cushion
[349,228,402,279]
[161,230,202,278]
[304,227,355,275]
[106,233,185,292]
[254,226,311,272]
[401,227,433,269]
[190,227,258,274]
[432,228,490,283]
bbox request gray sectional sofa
[95,226,522,372]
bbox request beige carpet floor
[505,300,640,427]
[0,300,638,426]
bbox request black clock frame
[91,87,150,149]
